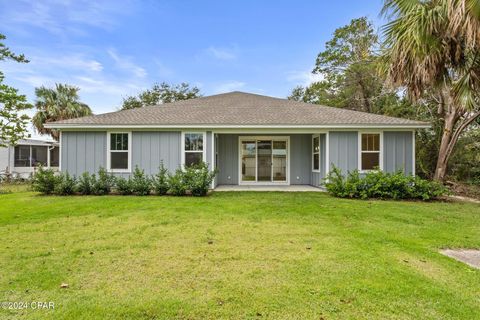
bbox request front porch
[215,184,323,192]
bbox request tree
[0,33,31,147]
[289,17,393,113]
[32,84,92,140]
[381,0,480,181]
[121,82,201,110]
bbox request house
[0,138,59,179]
[44,91,429,188]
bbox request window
[14,145,31,167]
[108,133,130,171]
[360,133,381,171]
[14,145,50,167]
[50,147,59,167]
[183,132,204,167]
[312,135,320,172]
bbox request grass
[0,187,479,319]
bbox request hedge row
[325,166,447,200]
[31,162,216,197]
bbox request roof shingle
[46,91,428,127]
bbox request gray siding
[329,131,358,173]
[311,134,326,186]
[290,134,311,185]
[61,131,181,177]
[217,134,239,185]
[61,131,106,177]
[131,131,181,176]
[384,131,413,174]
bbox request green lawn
[0,188,479,319]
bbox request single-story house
[44,91,429,188]
[0,138,59,179]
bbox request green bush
[184,162,217,196]
[325,166,447,200]
[54,172,76,195]
[168,169,187,196]
[91,167,114,195]
[31,166,57,194]
[76,172,94,195]
[115,176,133,195]
[152,162,169,195]
[131,166,152,196]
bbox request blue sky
[1,0,385,137]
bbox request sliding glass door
[240,137,288,184]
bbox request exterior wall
[61,131,107,177]
[311,134,326,187]
[62,131,182,177]
[216,134,312,185]
[328,131,358,173]
[290,134,311,185]
[217,134,239,185]
[0,146,9,173]
[384,131,414,174]
[131,131,181,176]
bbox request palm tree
[381,0,480,181]
[32,84,92,140]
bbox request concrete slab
[440,249,480,269]
[214,185,324,192]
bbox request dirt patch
[440,249,480,269]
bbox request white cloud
[108,49,147,78]
[286,70,324,86]
[213,81,246,93]
[206,46,237,61]
[0,0,135,35]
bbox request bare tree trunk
[433,110,457,181]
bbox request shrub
[115,176,133,195]
[325,166,447,200]
[131,166,152,196]
[31,166,57,194]
[168,169,187,196]
[152,162,169,195]
[77,172,94,195]
[91,167,114,195]
[184,162,217,196]
[54,172,76,195]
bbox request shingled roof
[46,91,428,128]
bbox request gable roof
[45,91,429,129]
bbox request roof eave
[44,123,431,129]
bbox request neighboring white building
[0,139,59,179]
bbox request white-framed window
[359,132,382,171]
[107,132,131,172]
[181,132,205,167]
[312,134,320,172]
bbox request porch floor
[214,185,323,192]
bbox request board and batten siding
[61,131,182,177]
[383,131,414,174]
[328,131,358,174]
[61,131,106,177]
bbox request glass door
[240,137,288,184]
[257,140,272,181]
[241,141,256,181]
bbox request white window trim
[106,131,132,173]
[181,131,207,168]
[312,134,320,173]
[358,131,383,172]
[412,130,416,176]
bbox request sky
[0,0,385,139]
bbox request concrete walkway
[214,185,323,192]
